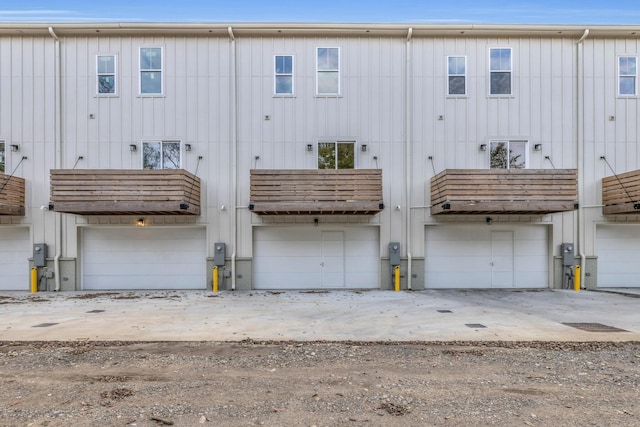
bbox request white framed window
[317,141,354,169]
[139,47,163,95]
[490,140,527,169]
[619,56,637,96]
[489,48,512,95]
[142,141,181,169]
[316,47,340,95]
[447,56,467,96]
[97,55,116,95]
[274,55,294,95]
[0,140,5,173]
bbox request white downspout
[576,29,589,289]
[405,27,413,290]
[228,26,238,290]
[48,27,62,291]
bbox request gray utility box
[561,243,574,266]
[389,242,401,266]
[214,242,226,266]
[33,243,47,267]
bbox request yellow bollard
[213,266,219,293]
[30,267,37,293]
[574,265,581,292]
[394,265,400,292]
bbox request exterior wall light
[10,144,19,152]
[129,144,137,152]
[361,144,367,152]
[185,144,192,151]
[533,144,542,151]
[479,144,487,151]
[306,144,313,152]
[136,218,145,227]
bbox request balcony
[0,174,25,216]
[49,169,200,215]
[430,169,578,215]
[249,169,384,215]
[602,169,640,215]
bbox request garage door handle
[320,262,324,267]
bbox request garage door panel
[597,225,640,287]
[83,228,206,290]
[426,225,547,289]
[0,228,30,291]
[254,227,379,289]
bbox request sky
[1,0,640,25]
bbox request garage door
[597,225,640,287]
[82,227,206,290]
[0,227,30,291]
[425,224,548,289]
[253,227,379,289]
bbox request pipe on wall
[576,28,589,289]
[228,26,238,290]
[405,27,413,290]
[48,27,63,291]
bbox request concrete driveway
[0,289,638,342]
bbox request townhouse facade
[0,23,639,291]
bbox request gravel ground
[1,340,639,426]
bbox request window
[0,141,4,173]
[489,48,512,95]
[274,55,294,95]
[490,140,527,169]
[316,47,340,95]
[97,55,116,95]
[619,56,637,96]
[447,56,466,95]
[142,141,181,169]
[140,47,163,95]
[317,141,354,169]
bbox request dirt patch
[0,341,638,426]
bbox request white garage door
[253,227,379,289]
[597,225,640,287]
[425,224,548,289]
[0,227,30,291]
[82,227,206,290]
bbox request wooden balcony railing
[430,169,578,215]
[49,169,200,215]
[249,169,384,215]
[0,174,25,216]
[602,169,640,215]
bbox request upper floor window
[274,55,294,95]
[142,141,180,169]
[318,141,354,169]
[97,55,116,95]
[0,141,5,173]
[489,48,512,95]
[316,47,340,95]
[619,56,637,96]
[447,56,467,95]
[490,140,527,169]
[140,47,163,95]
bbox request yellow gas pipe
[30,267,37,293]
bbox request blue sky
[1,0,640,24]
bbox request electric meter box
[389,242,401,266]
[33,243,47,267]
[214,242,226,266]
[561,243,574,266]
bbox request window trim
[274,54,294,96]
[489,139,528,170]
[316,47,341,96]
[317,140,356,170]
[488,47,513,96]
[618,55,638,97]
[447,55,467,97]
[139,46,164,96]
[96,54,117,97]
[141,140,182,170]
